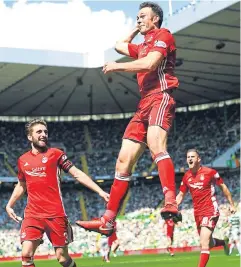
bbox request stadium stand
[0,103,239,178]
[0,103,239,258]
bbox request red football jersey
[17,148,73,218]
[179,166,224,216]
[128,28,179,98]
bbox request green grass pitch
[0,251,239,267]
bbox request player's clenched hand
[102,62,118,74]
[99,191,110,202]
[6,206,22,223]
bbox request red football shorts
[167,225,175,239]
[108,232,118,247]
[123,91,176,143]
[195,215,219,235]
[20,217,73,247]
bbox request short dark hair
[25,118,47,136]
[139,1,163,28]
[187,148,200,157]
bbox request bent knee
[147,127,167,151]
[148,139,167,155]
[200,240,210,249]
[22,250,34,258]
[116,154,135,172]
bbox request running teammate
[176,149,236,267]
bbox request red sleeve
[128,43,139,59]
[17,159,25,182]
[179,176,188,194]
[211,169,224,186]
[150,29,175,57]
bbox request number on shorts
[202,217,209,225]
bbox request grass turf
[0,251,239,267]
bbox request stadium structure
[0,0,240,265]
[0,1,239,116]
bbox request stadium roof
[0,2,239,116]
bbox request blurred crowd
[0,170,239,257]
[0,104,240,178]
[0,103,239,257]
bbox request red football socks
[198,250,210,267]
[153,152,176,200]
[103,174,130,222]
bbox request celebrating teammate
[176,149,236,267]
[6,119,109,267]
[76,1,180,236]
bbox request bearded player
[176,149,236,267]
[6,119,109,267]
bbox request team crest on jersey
[42,156,48,163]
[154,40,167,48]
[146,36,153,42]
[200,174,205,181]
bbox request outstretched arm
[68,166,109,202]
[219,183,236,213]
[6,181,26,223]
